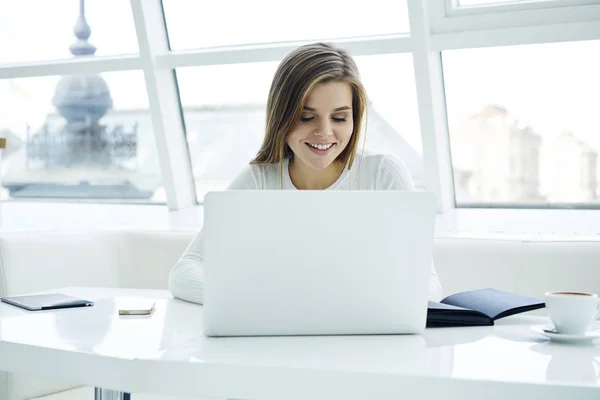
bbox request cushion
[433,238,521,297]
[517,240,600,298]
[0,231,119,297]
[117,230,196,290]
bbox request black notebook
[427,288,545,328]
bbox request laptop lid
[203,190,436,337]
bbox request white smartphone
[117,298,156,316]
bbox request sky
[0,0,598,172]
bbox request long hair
[251,43,368,178]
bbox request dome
[52,74,113,125]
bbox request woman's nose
[315,119,332,137]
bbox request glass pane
[356,54,423,187]
[0,0,138,64]
[163,0,409,50]
[0,71,164,203]
[176,54,422,201]
[444,40,600,207]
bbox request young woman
[169,42,443,304]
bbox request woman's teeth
[309,143,333,150]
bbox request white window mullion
[432,1,600,32]
[408,0,456,212]
[130,0,196,210]
[430,19,600,50]
[447,0,600,18]
[0,56,141,79]
[155,35,413,69]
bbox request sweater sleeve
[168,165,264,304]
[376,154,444,302]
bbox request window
[443,40,600,207]
[176,54,422,201]
[175,62,278,201]
[0,71,163,202]
[356,54,424,187]
[0,0,138,64]
[2,0,596,215]
[162,0,409,51]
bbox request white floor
[1,200,599,240]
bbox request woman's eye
[300,116,314,122]
[332,117,347,122]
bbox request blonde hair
[251,42,368,178]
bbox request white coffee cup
[545,291,600,334]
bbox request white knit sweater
[169,153,444,304]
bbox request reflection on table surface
[0,287,599,387]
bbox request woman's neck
[288,158,345,190]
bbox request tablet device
[0,293,94,311]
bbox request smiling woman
[252,43,367,190]
[168,42,444,305]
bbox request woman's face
[286,81,354,170]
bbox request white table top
[1,287,599,400]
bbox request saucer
[531,325,600,343]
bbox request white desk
[0,287,599,400]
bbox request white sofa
[1,229,599,400]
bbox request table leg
[94,388,131,400]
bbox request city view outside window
[0,70,162,202]
[444,40,600,207]
[0,0,162,202]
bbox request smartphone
[117,298,155,316]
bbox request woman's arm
[169,231,206,304]
[376,154,444,302]
[168,165,264,304]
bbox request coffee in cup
[545,291,600,334]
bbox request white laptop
[202,190,437,337]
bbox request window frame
[439,0,600,22]
[447,0,600,14]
